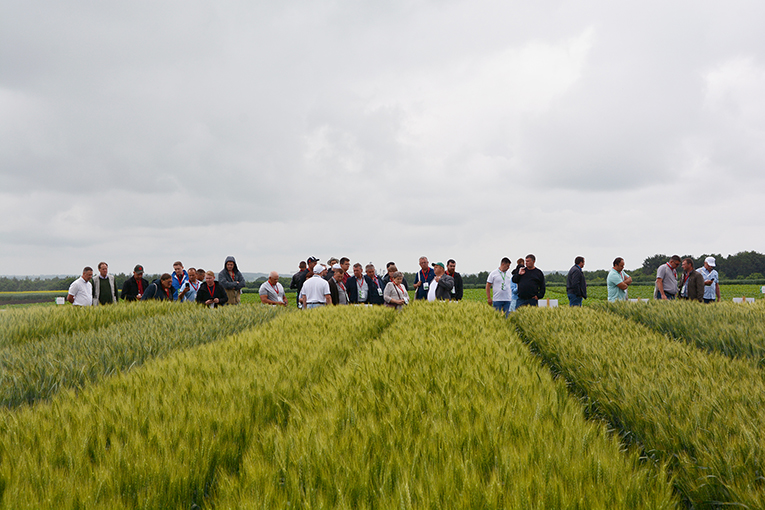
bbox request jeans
[516,298,538,308]
[567,294,583,307]
[306,303,326,309]
[510,299,518,312]
[655,291,676,300]
[493,300,511,317]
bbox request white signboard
[628,298,650,303]
[732,297,756,304]
[538,299,558,308]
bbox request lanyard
[395,283,405,297]
[190,280,199,291]
[421,268,430,281]
[339,282,346,292]
[137,279,144,293]
[208,283,216,298]
[269,281,280,295]
[666,263,677,278]
[357,278,364,290]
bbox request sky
[2,0,765,277]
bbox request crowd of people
[65,253,722,313]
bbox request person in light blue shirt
[607,257,632,302]
[699,256,720,303]
[509,258,522,311]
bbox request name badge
[359,290,367,300]
[423,282,429,291]
[377,287,383,296]
[451,286,456,294]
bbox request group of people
[66,252,723,312]
[599,255,720,304]
[288,256,464,310]
[66,257,246,308]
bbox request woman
[196,270,229,308]
[383,271,409,310]
[141,273,174,301]
[218,256,246,305]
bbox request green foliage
[0,302,286,408]
[512,306,765,508]
[0,304,677,509]
[596,300,765,361]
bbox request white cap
[314,264,326,274]
[331,263,342,270]
[705,256,716,267]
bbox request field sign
[733,297,756,303]
[629,298,650,303]
[538,298,558,308]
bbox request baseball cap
[331,263,342,270]
[307,256,318,263]
[705,256,716,267]
[134,265,144,273]
[431,262,445,268]
[313,264,326,273]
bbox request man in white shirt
[299,265,332,309]
[486,257,512,317]
[67,267,94,307]
[259,271,287,306]
[699,257,721,303]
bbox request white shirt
[427,278,438,301]
[68,277,93,306]
[299,275,331,303]
[487,269,512,301]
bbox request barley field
[1,298,763,508]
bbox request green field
[1,299,764,508]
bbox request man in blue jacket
[565,256,587,307]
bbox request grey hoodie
[218,256,246,290]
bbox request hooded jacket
[218,256,246,291]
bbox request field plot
[512,306,765,508]
[0,302,286,408]
[0,303,677,509]
[597,300,765,361]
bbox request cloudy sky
[2,0,764,276]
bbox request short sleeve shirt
[607,269,628,301]
[656,263,678,294]
[299,275,330,303]
[699,267,718,300]
[487,269,512,301]
[259,281,285,303]
[68,277,93,306]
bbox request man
[92,262,118,305]
[299,264,331,309]
[699,256,721,303]
[656,255,681,300]
[219,256,246,305]
[291,257,317,307]
[365,264,385,305]
[679,258,704,302]
[328,267,349,305]
[290,261,307,293]
[346,263,370,304]
[141,273,174,300]
[382,262,409,291]
[427,262,455,301]
[510,258,523,311]
[67,267,94,307]
[607,257,633,302]
[486,257,512,316]
[339,257,351,284]
[121,265,149,301]
[446,259,463,301]
[511,254,546,308]
[196,268,206,283]
[259,271,288,306]
[565,256,587,307]
[182,267,201,303]
[171,261,189,301]
[413,256,434,300]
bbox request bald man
[259,271,287,306]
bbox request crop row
[511,306,765,508]
[0,303,286,409]
[0,301,185,348]
[0,303,677,509]
[596,300,765,361]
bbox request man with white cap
[299,264,331,309]
[700,256,721,303]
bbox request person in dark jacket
[196,271,229,307]
[141,273,174,301]
[121,265,150,301]
[381,262,409,291]
[290,257,317,308]
[365,264,386,305]
[446,259,463,301]
[347,263,372,304]
[218,256,246,305]
[428,262,455,301]
[565,256,587,307]
[511,254,546,308]
[680,258,705,302]
[328,267,349,305]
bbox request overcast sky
[2,0,764,277]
